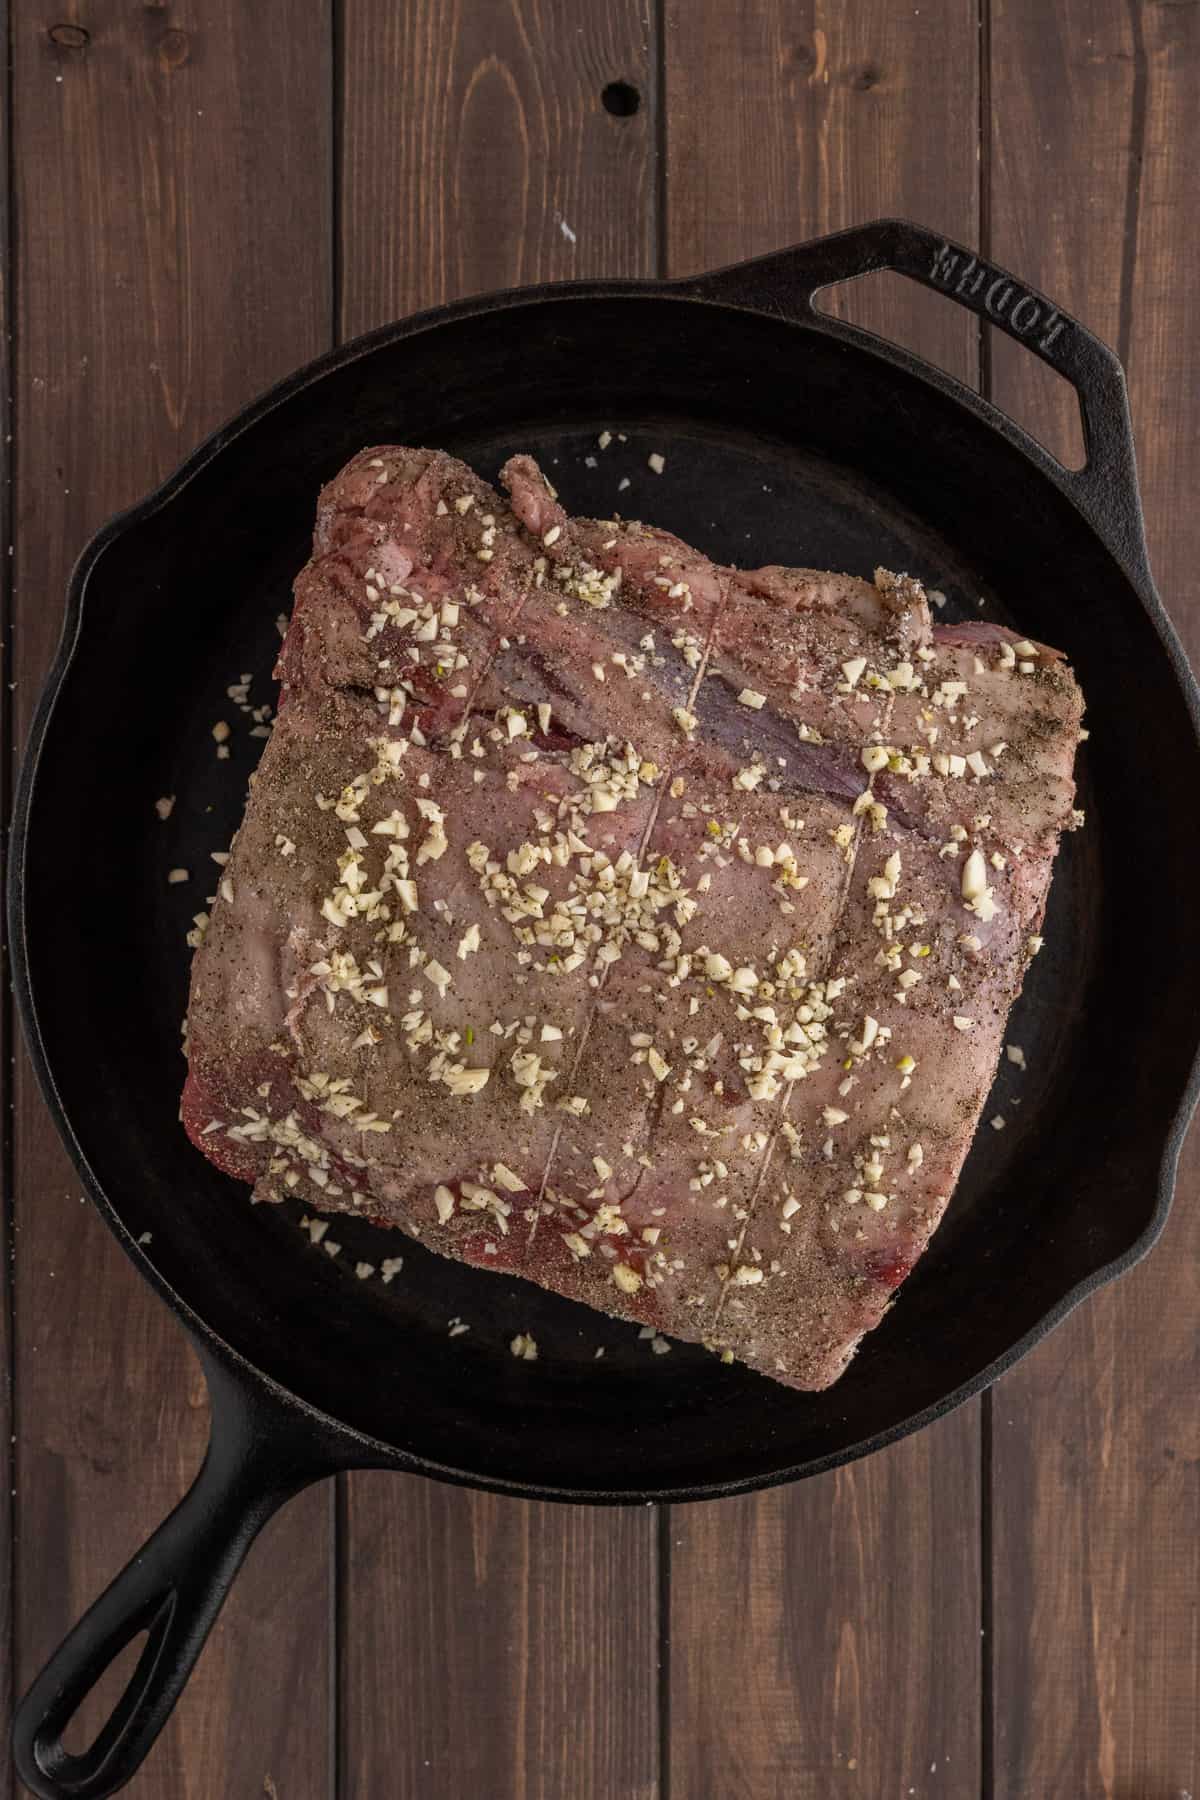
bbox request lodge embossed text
[929,242,1067,356]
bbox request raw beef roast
[183,446,1084,1389]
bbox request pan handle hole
[60,1632,150,1755]
[814,269,1087,471]
[601,81,641,117]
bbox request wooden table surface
[2,3,1197,1796]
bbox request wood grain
[663,4,985,1794]
[663,0,981,372]
[988,4,1200,1795]
[669,1413,981,1798]
[335,5,661,1796]
[339,0,655,333]
[342,1478,659,1800]
[11,6,335,1792]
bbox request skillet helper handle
[690,218,1146,579]
[12,1355,331,1800]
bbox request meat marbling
[183,446,1084,1389]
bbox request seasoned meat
[183,447,1084,1389]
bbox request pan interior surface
[21,296,1200,1495]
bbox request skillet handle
[688,218,1148,582]
[12,1353,336,1800]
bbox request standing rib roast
[183,446,1083,1389]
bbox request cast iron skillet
[10,219,1200,1798]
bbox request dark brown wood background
[2,2,1197,1795]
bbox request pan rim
[10,250,1200,1500]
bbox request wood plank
[336,5,660,1796]
[342,1478,659,1800]
[663,5,985,1794]
[669,1414,980,1797]
[338,0,656,331]
[663,0,980,373]
[988,5,1200,1794]
[11,7,335,1792]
